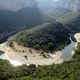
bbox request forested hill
[11,22,70,52]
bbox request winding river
[61,38,76,61]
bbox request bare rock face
[37,0,80,12]
[0,0,37,11]
[62,0,79,12]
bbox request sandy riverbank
[0,42,63,66]
[0,33,79,66]
[74,33,80,42]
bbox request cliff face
[0,0,37,11]
[0,0,80,12]
[60,0,80,12]
[37,0,80,12]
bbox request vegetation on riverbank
[9,22,69,53]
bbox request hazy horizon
[0,0,79,12]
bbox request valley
[0,0,80,80]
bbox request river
[61,37,76,61]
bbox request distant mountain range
[0,0,37,11]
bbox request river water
[61,38,76,61]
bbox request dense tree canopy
[12,22,69,52]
